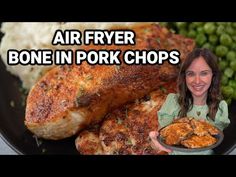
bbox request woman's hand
[149,131,172,154]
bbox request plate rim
[0,132,23,155]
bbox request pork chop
[25,24,195,140]
[76,81,177,154]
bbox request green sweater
[158,93,230,155]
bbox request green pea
[176,22,188,29]
[159,22,168,27]
[192,22,204,27]
[209,35,218,45]
[221,75,228,85]
[231,35,236,42]
[216,22,227,26]
[226,25,235,35]
[230,60,236,71]
[188,23,196,30]
[179,29,188,36]
[216,25,225,36]
[232,22,236,28]
[220,33,233,46]
[202,43,214,51]
[228,80,236,89]
[203,22,216,34]
[187,29,197,38]
[197,27,205,33]
[215,45,229,57]
[196,33,207,46]
[219,60,228,70]
[224,67,234,78]
[222,85,234,97]
[226,51,236,61]
[231,43,236,50]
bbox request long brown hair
[177,48,222,120]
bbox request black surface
[158,129,224,152]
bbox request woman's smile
[191,84,205,91]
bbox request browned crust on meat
[77,81,177,155]
[181,135,217,148]
[75,127,104,155]
[25,24,195,140]
[160,123,193,145]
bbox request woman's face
[185,56,213,99]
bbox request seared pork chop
[75,126,104,155]
[160,123,193,145]
[25,24,195,140]
[181,135,217,148]
[76,81,177,154]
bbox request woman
[149,48,230,155]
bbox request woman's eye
[200,71,210,76]
[186,72,194,77]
